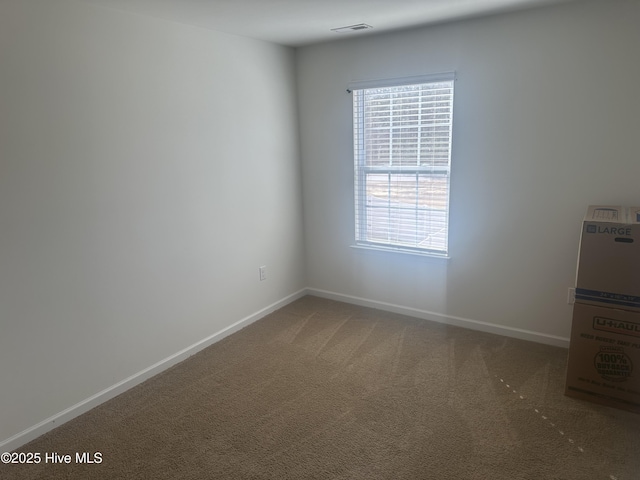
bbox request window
[351,73,455,257]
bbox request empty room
[1,0,639,478]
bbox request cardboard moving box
[575,205,640,312]
[565,302,640,413]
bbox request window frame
[349,73,455,259]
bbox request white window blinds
[351,74,454,256]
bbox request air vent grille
[331,24,373,34]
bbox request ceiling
[79,0,578,47]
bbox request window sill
[350,244,450,262]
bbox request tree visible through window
[351,74,454,256]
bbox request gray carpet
[3,295,639,479]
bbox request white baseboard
[0,289,307,453]
[306,288,570,349]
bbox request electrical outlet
[567,287,575,304]
[259,266,267,281]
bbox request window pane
[353,77,453,255]
[362,173,448,250]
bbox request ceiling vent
[331,24,373,34]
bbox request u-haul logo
[593,316,640,338]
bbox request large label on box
[575,206,640,312]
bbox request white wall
[297,0,640,343]
[0,0,305,446]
